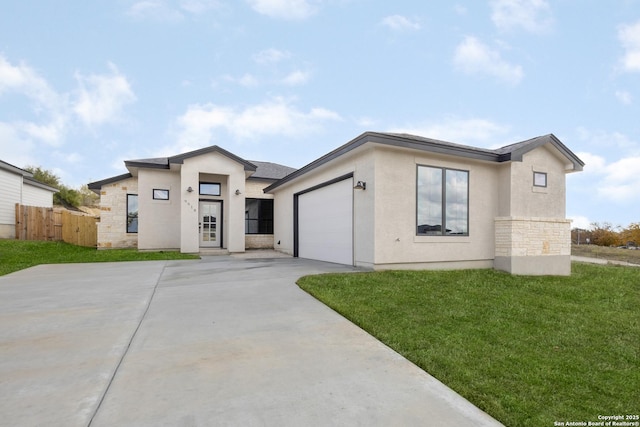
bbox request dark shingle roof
[88,147,297,190]
[248,161,297,180]
[264,131,584,192]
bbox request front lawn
[298,263,639,427]
[0,240,199,276]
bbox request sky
[1,0,639,229]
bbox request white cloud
[381,15,421,31]
[575,151,606,173]
[568,215,592,231]
[224,73,260,87]
[126,0,220,21]
[73,63,136,126]
[615,90,633,105]
[618,20,640,72]
[253,48,291,65]
[453,36,523,85]
[174,97,341,151]
[390,117,510,147]
[127,0,184,21]
[246,0,318,20]
[490,0,553,34]
[280,70,310,86]
[0,55,60,110]
[599,156,640,202]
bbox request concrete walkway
[571,255,640,267]
[0,256,503,427]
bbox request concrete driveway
[0,255,503,427]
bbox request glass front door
[199,201,221,247]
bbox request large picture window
[245,199,274,234]
[127,194,138,233]
[417,166,469,236]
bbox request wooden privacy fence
[15,204,98,247]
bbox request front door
[199,201,221,247]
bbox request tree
[24,166,60,188]
[24,166,81,208]
[620,223,640,247]
[590,222,621,247]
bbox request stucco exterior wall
[270,145,375,264]
[371,146,498,269]
[137,169,181,250]
[97,177,138,249]
[494,145,572,275]
[505,145,567,218]
[179,152,246,253]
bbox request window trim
[416,165,469,237]
[199,182,221,196]
[152,189,169,200]
[533,171,547,188]
[244,198,274,235]
[126,193,138,234]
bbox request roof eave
[264,131,501,193]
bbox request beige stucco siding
[505,145,567,218]
[179,152,247,253]
[97,177,138,249]
[372,146,498,268]
[271,145,375,264]
[137,169,181,250]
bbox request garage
[295,174,354,265]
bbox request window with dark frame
[126,194,138,233]
[416,165,469,236]
[245,198,274,234]
[153,189,169,200]
[199,182,221,196]
[533,172,547,187]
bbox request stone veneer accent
[97,179,138,249]
[495,217,571,257]
[495,217,572,275]
[245,234,274,249]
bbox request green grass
[298,264,639,427]
[0,240,199,276]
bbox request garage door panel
[298,178,353,265]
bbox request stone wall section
[245,234,274,249]
[97,178,138,249]
[495,217,571,258]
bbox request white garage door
[298,177,353,265]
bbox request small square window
[534,172,547,187]
[200,182,221,196]
[153,189,169,200]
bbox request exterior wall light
[354,181,366,190]
[187,186,194,193]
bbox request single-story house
[0,160,58,239]
[88,131,584,275]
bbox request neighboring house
[89,132,584,275]
[0,160,58,239]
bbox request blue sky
[1,0,639,229]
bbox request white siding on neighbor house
[22,183,54,208]
[0,169,22,227]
